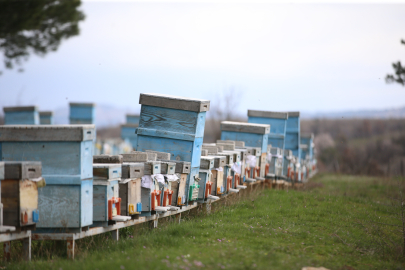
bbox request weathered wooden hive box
[158,159,177,207]
[39,111,53,125]
[268,147,284,176]
[217,140,243,190]
[158,160,190,206]
[120,162,143,216]
[300,133,314,161]
[92,155,124,226]
[69,103,96,124]
[135,93,210,205]
[122,152,162,215]
[203,146,226,196]
[3,106,39,125]
[215,150,233,194]
[197,156,215,202]
[247,110,288,176]
[1,162,44,231]
[285,111,300,160]
[220,121,270,179]
[283,150,294,180]
[0,125,95,231]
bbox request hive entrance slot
[28,168,36,172]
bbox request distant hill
[301,106,405,119]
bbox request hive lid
[39,111,53,116]
[69,102,96,107]
[93,155,123,164]
[221,121,270,134]
[3,106,38,112]
[122,162,144,179]
[248,110,288,119]
[139,93,210,112]
[145,150,171,160]
[286,111,300,117]
[0,125,95,141]
[3,161,42,180]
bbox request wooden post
[112,229,119,242]
[22,236,31,261]
[3,241,10,261]
[175,213,181,224]
[67,239,75,259]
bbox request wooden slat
[139,93,210,112]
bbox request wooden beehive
[1,162,43,231]
[39,111,53,125]
[121,124,138,150]
[69,102,96,124]
[136,93,210,205]
[220,121,270,179]
[3,106,39,125]
[208,156,226,196]
[159,160,190,206]
[197,156,215,201]
[92,163,122,227]
[120,163,143,216]
[285,111,300,159]
[0,125,95,230]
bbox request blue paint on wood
[248,117,286,135]
[69,105,95,121]
[121,126,137,149]
[39,115,53,125]
[36,180,93,228]
[0,141,93,185]
[126,115,140,124]
[137,127,197,141]
[93,180,119,223]
[285,115,300,160]
[137,135,202,168]
[184,167,199,204]
[220,131,268,153]
[4,111,39,125]
[139,105,206,137]
[197,170,210,200]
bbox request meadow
[3,173,404,270]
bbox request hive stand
[0,125,96,232]
[39,111,53,125]
[3,106,39,125]
[135,93,210,206]
[220,121,270,180]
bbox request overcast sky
[1,1,405,117]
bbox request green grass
[4,174,405,269]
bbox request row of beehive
[0,93,317,232]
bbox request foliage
[3,174,405,269]
[386,39,405,86]
[0,0,85,73]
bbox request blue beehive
[220,121,270,179]
[69,103,96,124]
[247,110,288,176]
[136,93,210,204]
[39,111,53,125]
[121,114,139,150]
[285,111,301,160]
[3,106,39,125]
[300,133,314,161]
[0,125,95,231]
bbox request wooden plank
[0,125,95,141]
[144,161,161,175]
[0,162,4,180]
[216,143,235,151]
[200,157,215,170]
[247,110,288,119]
[1,180,20,227]
[201,149,208,156]
[93,186,107,222]
[220,121,270,134]
[0,230,31,242]
[139,93,210,112]
[121,152,149,162]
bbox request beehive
[220,121,270,178]
[208,156,226,196]
[69,103,95,124]
[197,156,215,201]
[1,162,43,230]
[3,106,39,125]
[285,112,300,160]
[136,93,210,204]
[0,125,95,230]
[92,163,122,227]
[39,111,53,125]
[120,162,143,216]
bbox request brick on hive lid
[93,155,123,164]
[145,150,171,161]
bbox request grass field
[4,174,405,270]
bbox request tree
[0,0,85,74]
[386,39,405,86]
